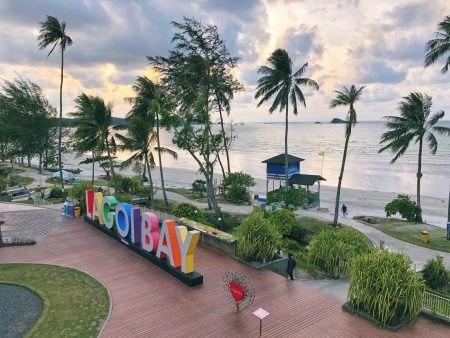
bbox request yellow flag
[318,151,325,157]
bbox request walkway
[0,207,449,337]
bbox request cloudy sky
[0,0,449,122]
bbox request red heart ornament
[229,281,244,302]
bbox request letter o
[115,203,132,238]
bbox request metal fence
[423,291,450,319]
[139,206,178,223]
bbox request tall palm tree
[38,15,72,201]
[379,93,450,222]
[425,16,450,73]
[149,88,177,205]
[116,115,177,206]
[329,85,365,226]
[71,93,119,192]
[255,49,319,189]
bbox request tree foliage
[385,194,422,222]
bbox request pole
[447,188,450,240]
[260,319,262,336]
[318,153,324,208]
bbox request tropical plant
[255,49,319,189]
[267,187,311,210]
[233,208,282,262]
[308,228,370,278]
[329,85,365,226]
[38,15,73,201]
[69,181,93,211]
[422,258,449,291]
[348,250,425,327]
[227,184,250,203]
[173,202,204,222]
[385,194,422,222]
[268,209,296,237]
[223,171,256,189]
[379,93,450,222]
[425,16,450,74]
[50,185,63,199]
[192,180,207,198]
[71,93,120,193]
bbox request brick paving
[0,207,449,337]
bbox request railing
[422,291,450,319]
[140,206,178,223]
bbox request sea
[116,121,450,200]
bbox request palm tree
[71,93,119,192]
[116,115,177,206]
[329,85,365,226]
[379,93,450,222]
[38,15,73,201]
[425,16,450,73]
[255,49,319,189]
[149,88,177,205]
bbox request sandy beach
[25,152,449,228]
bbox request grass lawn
[297,216,333,235]
[167,187,242,205]
[356,216,450,253]
[9,174,34,186]
[45,177,108,187]
[0,263,109,337]
[12,199,35,205]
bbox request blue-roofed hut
[262,153,303,197]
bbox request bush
[116,175,141,195]
[289,222,309,243]
[192,180,207,198]
[308,228,370,278]
[223,172,256,188]
[286,238,301,252]
[267,187,312,209]
[173,203,204,220]
[0,176,7,192]
[422,258,449,291]
[69,181,93,211]
[8,174,19,186]
[49,185,63,199]
[348,250,425,327]
[114,193,133,203]
[268,209,296,237]
[233,208,282,262]
[227,184,250,203]
[385,194,422,222]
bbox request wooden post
[266,178,268,198]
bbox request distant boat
[315,122,323,124]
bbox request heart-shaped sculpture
[223,271,255,312]
[229,281,244,302]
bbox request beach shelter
[262,153,304,197]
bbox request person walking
[341,204,348,217]
[286,253,296,281]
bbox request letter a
[156,220,181,267]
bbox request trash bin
[68,203,75,217]
[74,207,81,218]
[421,231,430,243]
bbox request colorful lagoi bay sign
[84,189,203,286]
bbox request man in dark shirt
[286,253,296,281]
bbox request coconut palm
[116,115,177,206]
[379,93,450,222]
[425,16,450,73]
[255,49,319,189]
[149,88,178,205]
[38,15,73,201]
[70,93,119,192]
[329,85,365,226]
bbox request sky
[0,0,449,123]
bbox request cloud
[358,61,406,84]
[279,25,324,64]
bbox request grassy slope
[357,216,450,253]
[167,187,241,205]
[0,263,109,337]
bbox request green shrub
[50,185,63,199]
[69,181,93,210]
[267,187,312,209]
[233,208,282,262]
[192,180,207,198]
[0,176,7,192]
[289,223,309,243]
[227,184,250,203]
[422,258,449,291]
[116,175,141,194]
[385,194,422,222]
[223,172,256,188]
[268,209,296,236]
[8,174,19,186]
[348,250,425,327]
[173,203,204,220]
[114,193,133,203]
[308,228,370,278]
[286,238,301,252]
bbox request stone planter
[0,194,12,202]
[231,255,288,274]
[342,302,413,332]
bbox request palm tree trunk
[284,103,289,190]
[59,49,66,202]
[416,138,423,222]
[91,150,95,186]
[144,153,154,207]
[105,138,117,193]
[333,124,352,226]
[156,113,168,205]
[38,153,42,174]
[218,103,231,173]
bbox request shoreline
[20,154,450,229]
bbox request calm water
[117,121,450,199]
